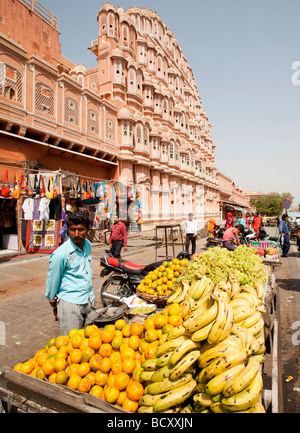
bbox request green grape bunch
[177,245,267,286]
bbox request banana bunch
[138,274,267,413]
[138,332,200,413]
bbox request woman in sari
[225,212,234,229]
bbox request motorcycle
[99,251,191,306]
[206,227,225,248]
[206,226,269,249]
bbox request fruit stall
[0,246,280,413]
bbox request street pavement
[0,228,299,413]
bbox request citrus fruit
[144,329,158,343]
[42,359,55,376]
[130,322,144,337]
[122,397,139,413]
[95,371,108,387]
[111,359,123,375]
[48,373,57,383]
[67,374,81,390]
[122,358,136,375]
[89,385,103,397]
[67,363,79,377]
[78,378,92,393]
[84,324,98,338]
[36,367,46,380]
[69,349,82,364]
[126,380,144,401]
[71,334,83,349]
[144,318,155,330]
[20,361,34,375]
[84,371,96,386]
[55,336,68,349]
[36,352,49,367]
[120,346,135,361]
[111,335,123,350]
[122,324,131,338]
[54,358,67,373]
[168,314,183,327]
[100,329,115,343]
[77,362,91,377]
[114,372,130,391]
[89,354,102,372]
[47,338,56,347]
[99,343,112,358]
[116,390,127,406]
[154,314,168,329]
[81,346,95,362]
[115,319,126,331]
[128,335,140,351]
[55,371,69,385]
[99,357,112,374]
[104,386,120,404]
[88,333,102,350]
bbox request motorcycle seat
[107,257,146,275]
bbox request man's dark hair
[236,224,245,233]
[282,214,288,220]
[66,211,90,228]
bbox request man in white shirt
[185,213,197,256]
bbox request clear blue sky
[41,0,300,207]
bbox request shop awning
[0,130,118,168]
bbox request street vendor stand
[155,224,184,261]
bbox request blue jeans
[281,235,290,256]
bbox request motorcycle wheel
[100,275,134,307]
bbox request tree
[250,192,294,216]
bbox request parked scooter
[99,251,191,306]
[206,226,225,248]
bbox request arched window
[143,126,149,146]
[0,63,22,102]
[64,96,79,126]
[136,124,142,145]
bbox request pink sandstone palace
[0,0,250,241]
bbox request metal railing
[18,0,58,30]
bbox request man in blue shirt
[279,214,290,257]
[46,211,96,335]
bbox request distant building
[0,0,251,251]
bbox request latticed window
[136,125,142,144]
[123,122,128,136]
[143,127,149,146]
[0,63,22,102]
[64,96,79,126]
[169,142,174,158]
[106,118,115,140]
[87,109,99,134]
[35,82,54,116]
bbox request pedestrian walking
[237,213,246,228]
[109,215,127,258]
[185,213,197,256]
[222,224,245,251]
[279,214,290,257]
[45,211,97,336]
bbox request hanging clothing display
[26,219,61,254]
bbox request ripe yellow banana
[236,401,266,413]
[254,282,264,300]
[241,284,258,297]
[207,299,228,345]
[156,336,189,357]
[201,334,242,354]
[205,363,246,396]
[141,358,158,371]
[189,277,205,299]
[138,406,154,413]
[212,286,230,302]
[193,392,214,407]
[233,307,256,324]
[156,352,173,368]
[195,382,206,392]
[178,298,192,319]
[198,350,247,383]
[230,298,251,309]
[222,356,260,397]
[167,325,192,341]
[150,364,174,382]
[167,286,183,304]
[169,340,201,367]
[174,280,190,304]
[230,281,240,299]
[231,324,255,355]
[153,379,197,413]
[210,402,232,413]
[251,353,266,364]
[232,293,255,308]
[191,321,215,342]
[184,303,218,333]
[221,371,263,412]
[186,297,214,321]
[139,370,155,382]
[139,392,167,406]
[169,350,200,381]
[247,317,265,336]
[192,276,211,300]
[239,311,262,328]
[198,344,235,369]
[146,373,193,395]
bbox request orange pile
[13,308,185,412]
[137,258,188,297]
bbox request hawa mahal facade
[0,0,250,231]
